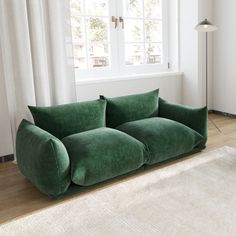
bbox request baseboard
[209,110,236,118]
[0,154,14,163]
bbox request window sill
[76,71,183,85]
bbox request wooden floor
[1,114,236,225]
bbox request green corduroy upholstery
[62,127,146,186]
[16,120,71,197]
[29,99,106,139]
[100,89,159,128]
[116,117,204,165]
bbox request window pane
[87,18,109,42]
[73,44,87,69]
[145,20,162,42]
[88,43,110,68]
[125,44,144,65]
[71,17,84,42]
[70,0,83,15]
[125,19,143,43]
[123,0,143,18]
[85,0,108,16]
[144,0,162,18]
[145,43,162,64]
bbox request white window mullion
[161,0,169,67]
[116,0,125,75]
[83,0,89,69]
[142,0,146,64]
[109,0,119,76]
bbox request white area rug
[1,146,236,236]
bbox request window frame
[72,0,169,80]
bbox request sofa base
[51,147,204,199]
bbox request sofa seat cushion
[116,117,204,165]
[62,127,146,186]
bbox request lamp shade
[195,19,217,32]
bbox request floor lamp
[195,19,221,132]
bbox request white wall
[77,73,182,103]
[179,0,213,108]
[168,0,179,72]
[213,0,236,115]
[179,0,199,107]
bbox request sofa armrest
[159,98,208,146]
[16,119,71,197]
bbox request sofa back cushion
[29,99,106,139]
[100,89,159,128]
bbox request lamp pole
[195,19,221,132]
[206,32,208,107]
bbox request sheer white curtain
[0,0,76,144]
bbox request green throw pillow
[29,99,106,139]
[100,89,159,128]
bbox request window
[70,0,168,79]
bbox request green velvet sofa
[16,89,208,198]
